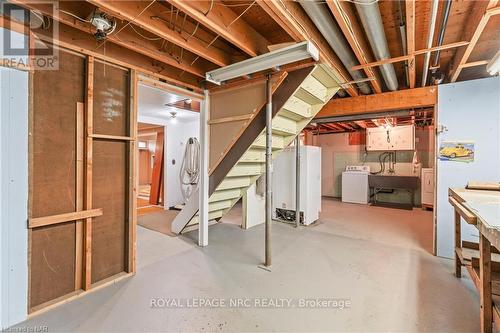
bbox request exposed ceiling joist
[316,86,437,118]
[34,21,202,91]
[13,1,212,78]
[86,0,232,67]
[258,0,358,97]
[165,0,269,57]
[352,41,470,70]
[405,0,416,88]
[449,1,499,82]
[326,0,382,93]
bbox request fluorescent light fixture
[486,50,500,75]
[206,41,320,85]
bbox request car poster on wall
[439,141,475,162]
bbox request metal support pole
[198,89,209,247]
[295,135,301,228]
[264,74,272,268]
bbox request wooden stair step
[218,176,251,190]
[280,96,312,120]
[209,188,242,202]
[240,149,266,163]
[295,75,328,104]
[251,134,285,150]
[226,163,263,177]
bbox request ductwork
[431,0,452,84]
[354,0,399,91]
[421,0,439,86]
[300,1,371,95]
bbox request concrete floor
[15,199,480,332]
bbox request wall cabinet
[421,168,434,208]
[366,125,415,151]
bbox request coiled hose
[180,137,200,202]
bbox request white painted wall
[436,77,500,258]
[137,114,199,209]
[0,67,29,328]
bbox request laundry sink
[368,174,419,190]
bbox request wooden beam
[352,41,470,70]
[75,102,84,290]
[316,86,437,118]
[354,121,367,129]
[258,0,358,97]
[84,55,94,291]
[449,1,499,82]
[128,69,138,274]
[11,1,211,77]
[326,0,382,93]
[31,21,202,91]
[458,60,490,69]
[166,0,269,57]
[405,0,416,88]
[87,0,232,67]
[28,209,103,229]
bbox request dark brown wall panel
[91,140,127,283]
[93,62,129,136]
[30,50,85,308]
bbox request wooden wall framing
[28,47,138,314]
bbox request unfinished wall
[315,127,434,205]
[28,50,135,313]
[30,49,84,309]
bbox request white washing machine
[342,166,370,204]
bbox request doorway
[137,122,165,216]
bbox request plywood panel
[30,49,84,308]
[93,61,129,137]
[91,140,127,283]
[209,80,267,170]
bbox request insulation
[93,61,130,137]
[30,49,85,308]
[91,136,128,282]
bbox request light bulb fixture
[486,50,500,76]
[205,41,320,85]
[185,98,192,105]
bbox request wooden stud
[90,134,135,141]
[28,209,103,229]
[76,102,84,290]
[128,69,138,274]
[458,60,490,69]
[455,210,462,278]
[405,0,416,88]
[83,55,94,290]
[480,234,493,333]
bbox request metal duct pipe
[300,1,371,94]
[421,0,439,86]
[354,0,399,91]
[431,0,452,84]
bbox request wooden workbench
[449,188,500,333]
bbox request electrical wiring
[129,24,162,41]
[59,9,93,23]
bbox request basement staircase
[171,64,340,234]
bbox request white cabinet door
[390,125,415,150]
[367,127,390,151]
